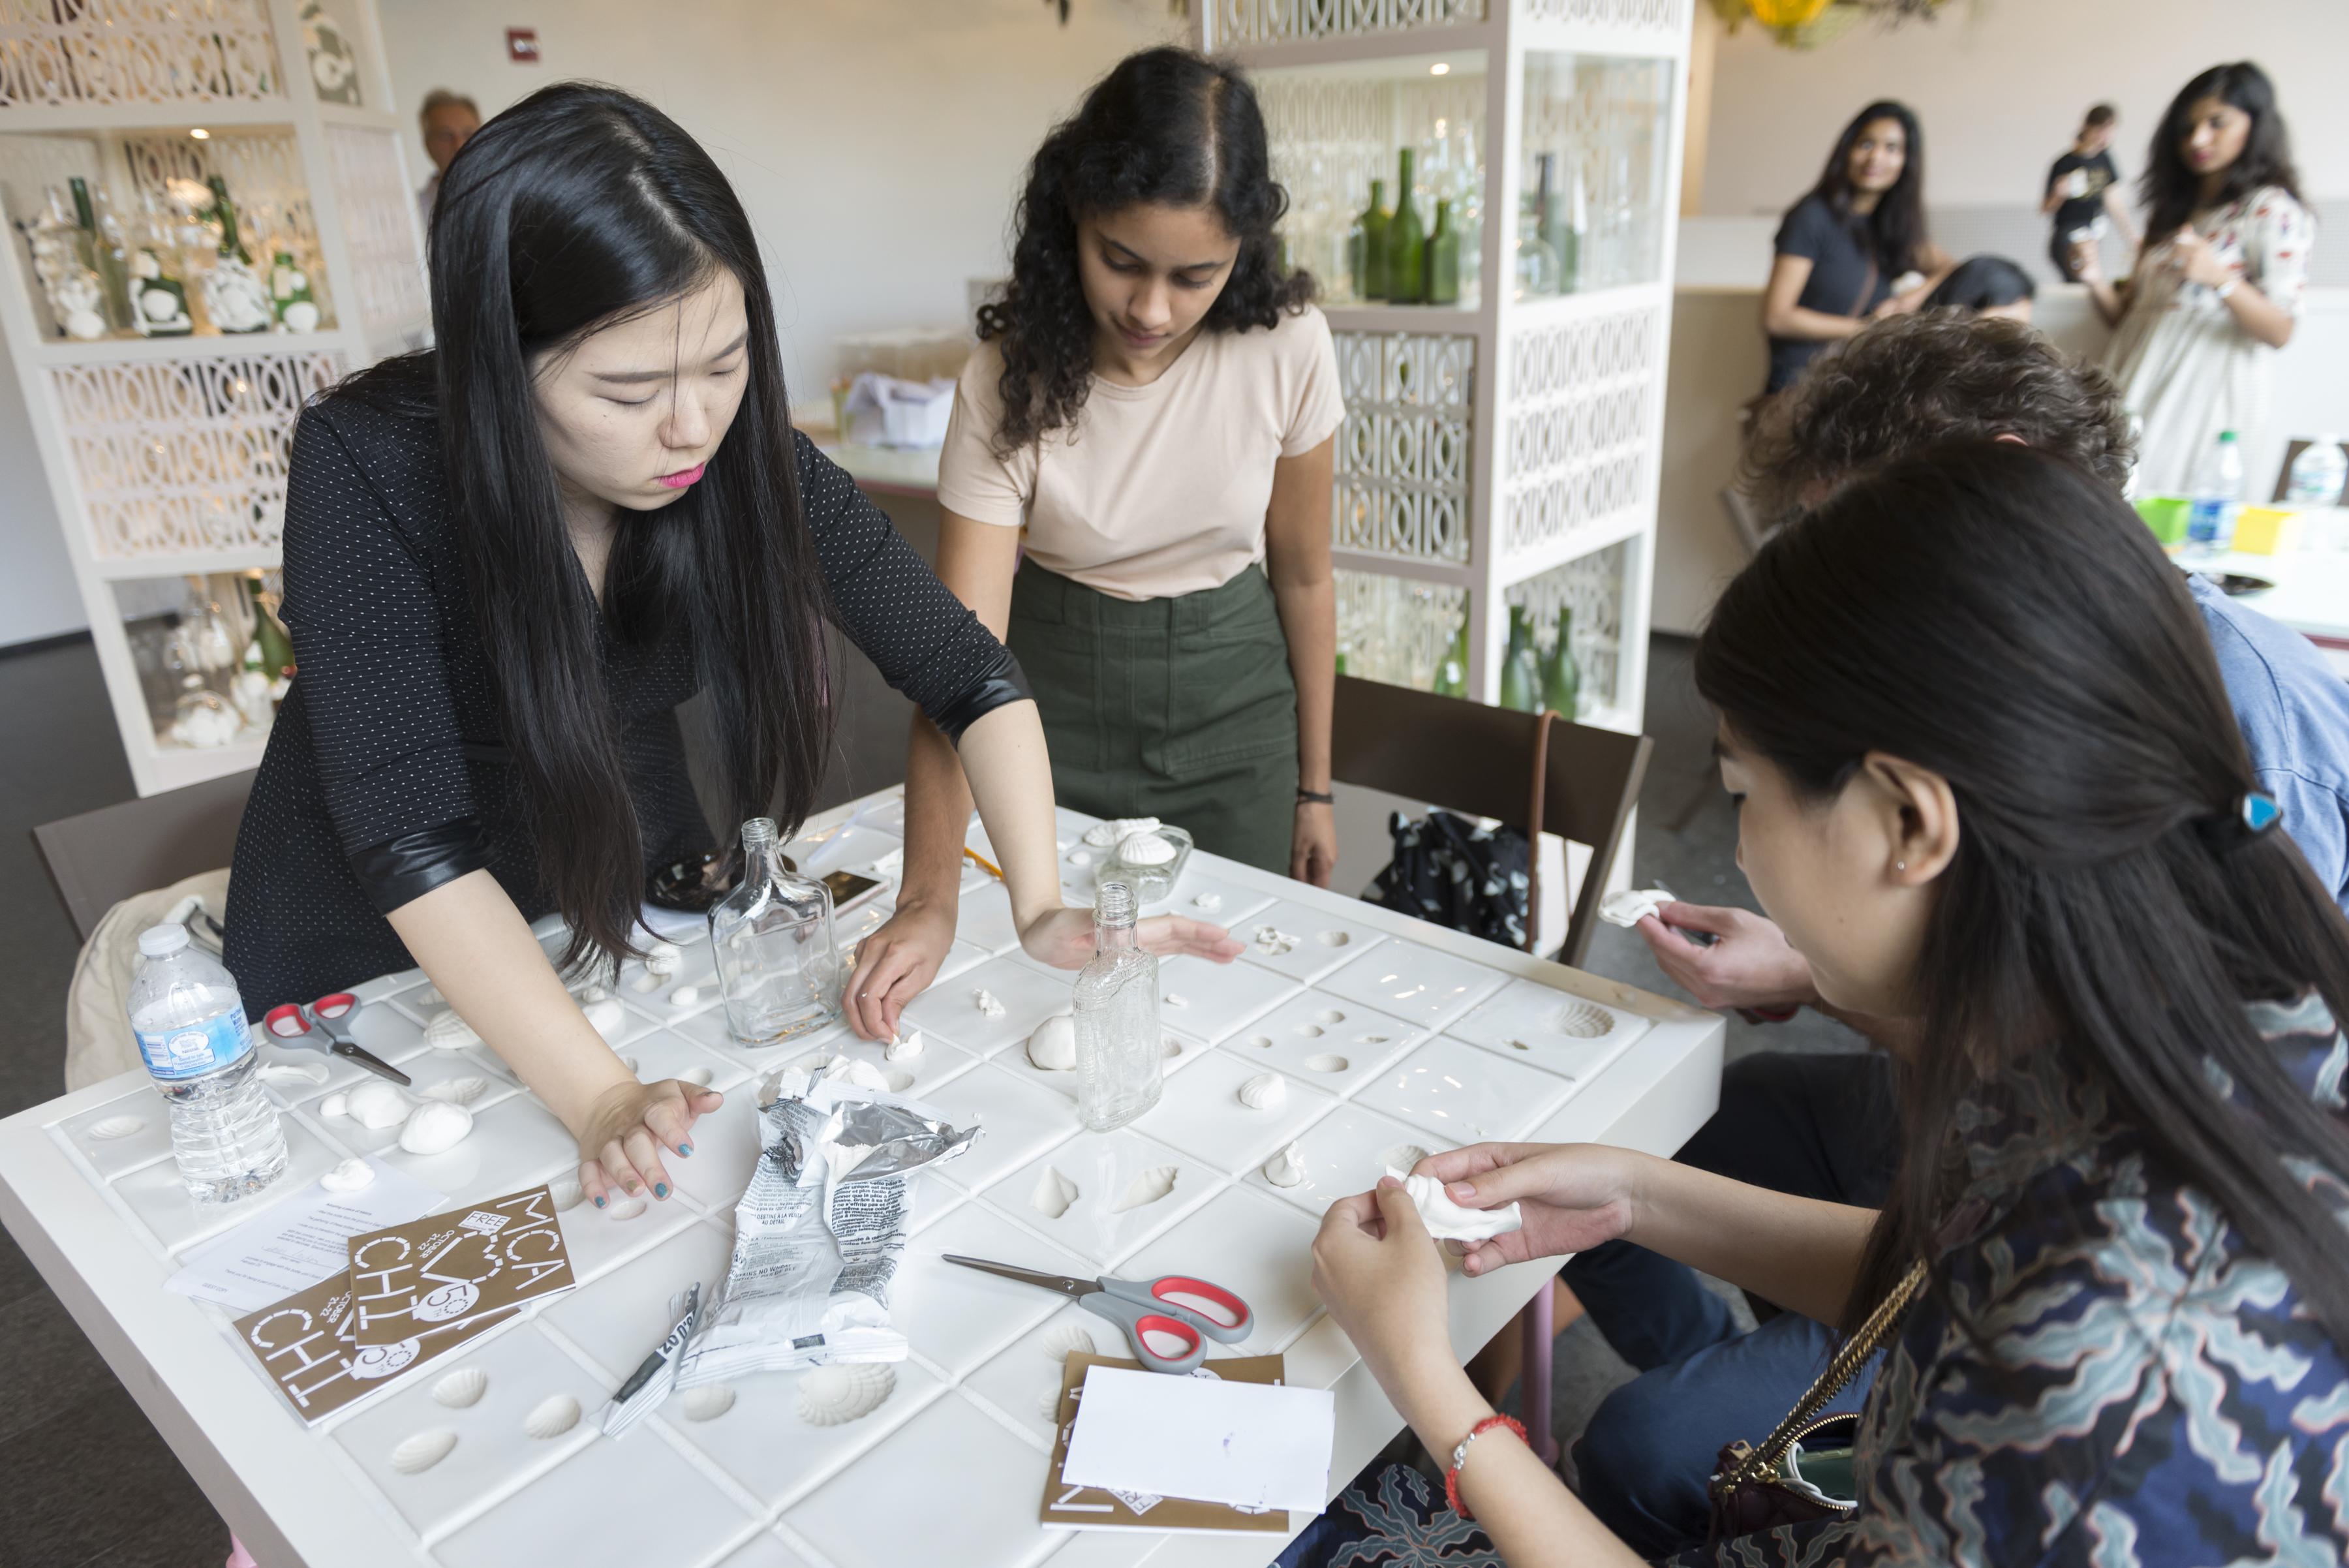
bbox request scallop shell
[1304,1053,1349,1074]
[1110,1165,1178,1214]
[1038,1322,1100,1364]
[1315,1009,1346,1025]
[1083,815,1159,848]
[397,1099,474,1155]
[548,1176,585,1212]
[420,1075,489,1106]
[258,1060,329,1087]
[1551,1001,1614,1039]
[1039,1381,1071,1420]
[680,1384,735,1422]
[1263,1141,1306,1188]
[423,1010,481,1051]
[431,1368,487,1408]
[1026,1014,1077,1071]
[319,1090,350,1118]
[320,1156,376,1193]
[389,1429,457,1475]
[795,1362,895,1426]
[1030,1165,1079,1220]
[581,997,628,1042]
[345,1080,411,1130]
[523,1393,581,1439]
[1115,830,1175,866]
[86,1114,144,1141]
[1237,1071,1287,1110]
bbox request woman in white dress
[2080,61,2314,496]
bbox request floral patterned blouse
[1683,992,2349,1568]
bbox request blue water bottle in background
[2186,429,2244,559]
[129,923,286,1204]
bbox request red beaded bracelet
[1443,1413,1528,1520]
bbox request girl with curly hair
[842,47,1343,1034]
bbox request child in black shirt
[2044,103,2140,280]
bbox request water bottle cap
[2218,430,2238,442]
[138,922,189,957]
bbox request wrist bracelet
[1443,1413,1526,1520]
[2215,276,2239,300]
[1295,789,1334,806]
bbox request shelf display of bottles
[1516,53,1674,299]
[1334,570,1468,693]
[122,570,296,752]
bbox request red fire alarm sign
[506,28,539,64]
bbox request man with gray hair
[416,89,481,230]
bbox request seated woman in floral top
[1293,442,2349,1568]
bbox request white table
[0,790,1724,1568]
[2198,542,2349,677]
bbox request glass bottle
[1541,607,1582,718]
[198,175,273,334]
[1432,612,1470,698]
[1499,604,1542,713]
[35,187,106,339]
[1514,184,1560,301]
[69,177,133,331]
[1073,881,1162,1132]
[1424,199,1460,306]
[269,249,320,332]
[711,817,842,1045]
[1388,149,1424,304]
[1558,165,1586,294]
[1356,179,1390,302]
[129,193,194,336]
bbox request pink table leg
[1520,1283,1559,1466]
[226,1533,260,1568]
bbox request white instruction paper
[1060,1366,1336,1513]
[165,1158,446,1312]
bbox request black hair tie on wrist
[1296,788,1334,807]
[2202,790,2282,851]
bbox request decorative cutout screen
[1336,569,1466,692]
[1501,306,1657,557]
[1334,328,1476,564]
[0,0,284,109]
[1215,0,1486,46]
[324,122,424,333]
[1525,0,1686,29]
[1505,541,1624,713]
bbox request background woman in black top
[1759,100,1952,394]
[224,84,1237,1209]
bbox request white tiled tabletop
[0,788,1725,1568]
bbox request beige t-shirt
[937,304,1344,602]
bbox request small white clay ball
[1026,1014,1077,1071]
[345,1080,410,1130]
[397,1099,474,1156]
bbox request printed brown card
[234,1267,517,1424]
[1039,1351,1294,1535]
[346,1184,574,1347]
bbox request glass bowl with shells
[1091,821,1192,904]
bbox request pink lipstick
[656,464,705,489]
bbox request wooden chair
[1329,673,1653,968]
[32,771,255,944]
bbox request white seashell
[1110,1165,1178,1213]
[420,1075,489,1106]
[259,1060,329,1087]
[319,1091,350,1118]
[1030,1165,1080,1219]
[1304,1053,1349,1074]
[644,942,683,977]
[1039,1322,1100,1363]
[320,1156,375,1193]
[1116,830,1176,866]
[346,1081,410,1130]
[1163,993,1188,1009]
[548,1176,585,1212]
[602,1191,647,1220]
[1083,816,1159,848]
[1293,1024,1323,1038]
[795,1362,894,1426]
[1026,1013,1077,1071]
[413,985,445,1007]
[431,1368,487,1408]
[1246,1035,1274,1050]
[1238,1071,1287,1110]
[1038,1382,1067,1421]
[1551,1001,1614,1039]
[974,988,1007,1019]
[1263,1141,1306,1188]
[86,1114,144,1141]
[389,1429,457,1475]
[1315,1009,1346,1025]
[1192,891,1223,912]
[680,1384,735,1422]
[884,1028,924,1061]
[1251,926,1298,957]
[669,986,700,1008]
[630,972,662,992]
[1381,1143,1432,1175]
[423,1010,481,1051]
[581,997,628,1041]
[397,1099,474,1155]
[523,1393,581,1439]
[675,1065,714,1087]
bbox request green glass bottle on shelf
[1424,199,1460,306]
[1388,149,1424,304]
[1432,613,1469,698]
[1499,605,1543,713]
[199,174,272,335]
[1357,179,1390,301]
[68,177,133,332]
[1541,607,1582,718]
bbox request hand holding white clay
[1386,1166,1522,1242]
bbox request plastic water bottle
[2186,429,2245,559]
[129,923,286,1204]
[2285,436,2348,508]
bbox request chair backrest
[1329,675,1651,967]
[32,770,256,944]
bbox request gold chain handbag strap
[1726,1260,1928,1486]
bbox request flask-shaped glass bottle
[710,817,841,1045]
[1074,881,1163,1131]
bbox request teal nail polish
[654,1182,669,1199]
[593,1195,606,1208]
[678,1143,694,1158]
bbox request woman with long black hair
[2081,61,2314,495]
[1757,100,1950,395]
[223,83,1236,1207]
[841,48,1340,1034]
[1287,444,2349,1567]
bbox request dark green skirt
[1008,558,1300,874]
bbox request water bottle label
[134,1007,252,1080]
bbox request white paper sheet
[636,902,707,943]
[1060,1366,1336,1514]
[165,1158,446,1312]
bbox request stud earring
[1896,861,1907,872]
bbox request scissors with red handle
[944,1254,1252,1374]
[259,993,411,1085]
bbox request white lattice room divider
[0,0,286,110]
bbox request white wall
[1698,0,2349,217]
[376,0,1182,394]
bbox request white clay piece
[644,941,683,977]
[258,1060,328,1087]
[1082,816,1160,848]
[318,1090,350,1118]
[1263,1142,1306,1188]
[1115,829,1175,866]
[669,985,700,1008]
[419,1075,489,1106]
[86,1114,144,1141]
[345,1080,410,1131]
[1110,1164,1178,1213]
[1382,1142,1432,1174]
[1238,1071,1287,1110]
[523,1393,581,1439]
[795,1362,895,1426]
[974,987,1007,1019]
[431,1368,487,1408]
[1026,1013,1077,1071]
[389,1428,457,1475]
[1597,887,1674,929]
[581,996,628,1041]
[1039,1321,1100,1363]
[1030,1165,1080,1219]
[630,972,662,993]
[422,1010,481,1051]
[1163,992,1188,1009]
[681,1384,735,1422]
[1191,891,1223,912]
[1389,1166,1524,1242]
[397,1099,474,1155]
[1038,1383,1068,1421]
[320,1156,376,1193]
[1251,926,1298,957]
[884,1028,924,1061]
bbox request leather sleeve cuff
[349,818,491,915]
[931,659,1034,746]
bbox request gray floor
[0,628,1862,1563]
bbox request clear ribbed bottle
[710,817,841,1045]
[1073,882,1163,1131]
